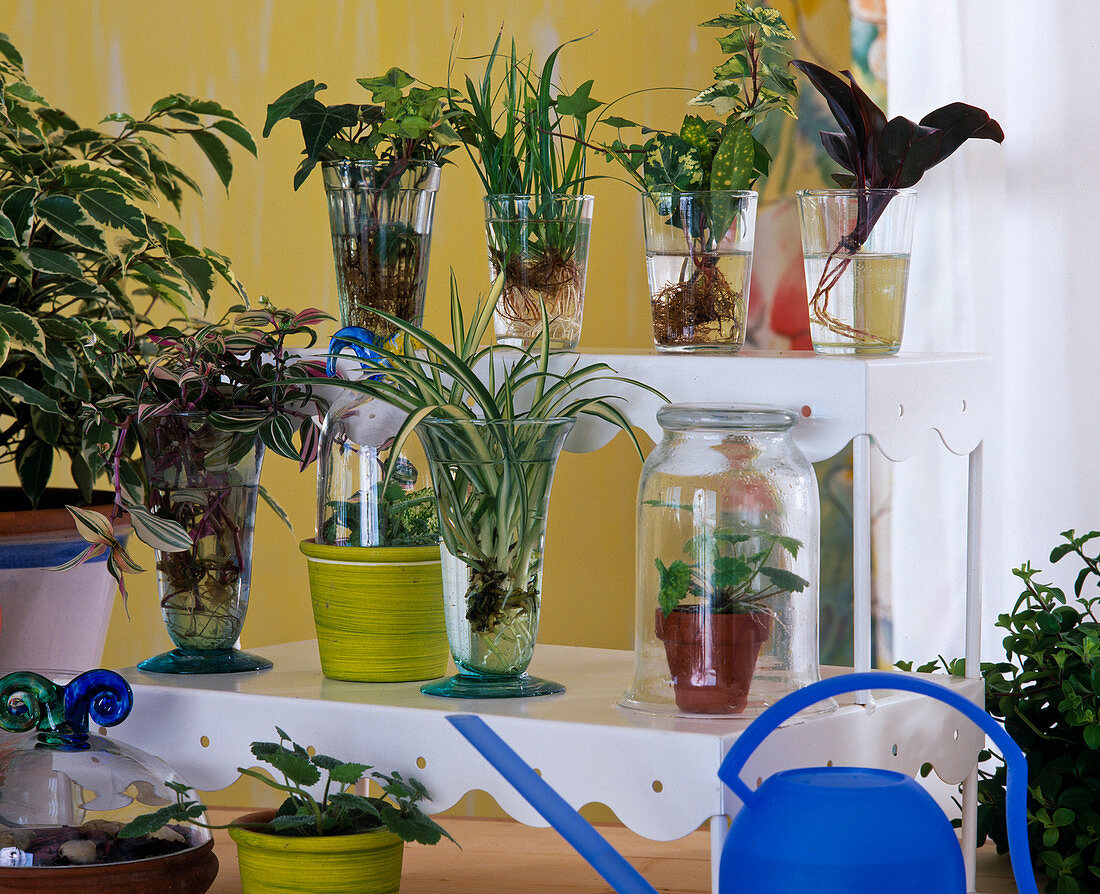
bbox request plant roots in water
[336,228,423,339]
[651,260,743,347]
[492,250,583,345]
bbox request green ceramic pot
[230,810,404,894]
[299,539,447,682]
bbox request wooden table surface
[203,808,1023,893]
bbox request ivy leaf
[602,115,638,129]
[357,67,415,103]
[263,80,327,137]
[556,80,601,120]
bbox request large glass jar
[621,405,821,716]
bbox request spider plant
[450,32,600,347]
[322,272,662,640]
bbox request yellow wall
[0,0,847,670]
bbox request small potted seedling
[120,727,453,894]
[653,526,807,714]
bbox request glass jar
[621,404,821,716]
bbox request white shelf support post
[710,816,728,894]
[962,440,984,892]
[853,434,873,703]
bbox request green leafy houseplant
[600,4,797,349]
[64,302,329,637]
[451,33,600,347]
[0,33,256,510]
[320,482,439,548]
[323,273,662,690]
[790,59,1004,348]
[900,530,1100,894]
[264,71,460,339]
[653,525,808,618]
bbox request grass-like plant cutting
[599,3,797,348]
[450,33,599,346]
[900,530,1100,894]
[120,726,453,845]
[322,272,661,640]
[790,59,1003,348]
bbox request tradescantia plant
[62,301,330,602]
[321,272,662,636]
[790,59,1004,346]
[121,726,453,845]
[0,33,256,509]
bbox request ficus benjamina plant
[899,530,1100,894]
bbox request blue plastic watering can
[447,671,1039,894]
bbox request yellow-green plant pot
[230,810,404,894]
[299,538,448,682]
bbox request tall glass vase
[417,417,574,699]
[137,413,270,674]
[323,159,441,338]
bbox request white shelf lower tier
[112,641,983,842]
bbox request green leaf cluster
[120,728,454,846]
[901,530,1100,894]
[601,3,797,196]
[0,33,255,510]
[321,483,440,548]
[264,69,461,190]
[648,518,807,617]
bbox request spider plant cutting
[451,32,599,349]
[790,60,1004,352]
[264,70,461,338]
[65,301,329,673]
[323,272,663,697]
[599,3,797,350]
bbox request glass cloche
[0,669,215,876]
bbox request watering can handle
[326,327,385,378]
[719,671,1039,894]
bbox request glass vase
[417,417,575,698]
[797,188,917,354]
[621,405,822,717]
[643,190,758,352]
[323,159,441,339]
[484,194,593,350]
[137,413,270,674]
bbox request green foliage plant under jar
[622,404,821,717]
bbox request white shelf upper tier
[549,350,991,462]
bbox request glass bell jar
[0,669,217,887]
[621,404,823,717]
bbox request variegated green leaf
[66,504,117,543]
[126,504,192,552]
[33,194,107,251]
[0,376,62,413]
[0,305,45,358]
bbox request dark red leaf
[790,60,865,149]
[919,102,1005,165]
[877,117,943,188]
[819,131,856,173]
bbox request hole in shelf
[961,399,968,412]
[306,746,317,757]
[897,404,905,417]
[652,780,663,794]
[800,405,812,418]
[755,777,763,789]
[97,726,107,737]
[533,769,542,777]
[826,760,834,767]
[416,757,427,770]
[200,735,210,749]
[953,729,960,741]
[891,744,899,757]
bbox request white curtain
[887,1,1100,662]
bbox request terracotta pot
[655,607,772,714]
[0,837,217,893]
[229,809,404,894]
[0,488,130,677]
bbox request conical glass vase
[417,417,574,699]
[137,413,270,674]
